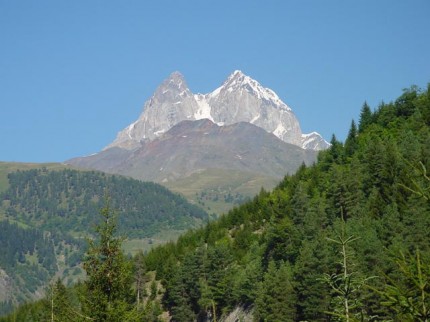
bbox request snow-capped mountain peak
[301,132,331,150]
[106,71,329,151]
[214,70,290,112]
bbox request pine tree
[377,250,430,321]
[323,212,373,321]
[294,237,332,321]
[41,279,76,322]
[359,102,372,133]
[134,251,148,306]
[81,197,134,321]
[198,277,217,322]
[254,260,297,321]
[344,120,358,157]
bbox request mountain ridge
[106,71,329,151]
[69,119,317,183]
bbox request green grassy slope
[164,168,280,215]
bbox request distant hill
[0,162,67,193]
[0,165,207,314]
[163,167,280,215]
[2,167,207,238]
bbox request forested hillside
[143,85,430,321]
[0,221,57,313]
[2,84,430,321]
[1,168,207,238]
[0,169,207,315]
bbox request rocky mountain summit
[106,71,329,151]
[67,71,328,212]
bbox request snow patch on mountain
[194,94,215,122]
[301,132,331,150]
[273,123,287,138]
[219,70,291,111]
[250,113,260,124]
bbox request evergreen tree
[254,261,297,321]
[294,237,332,321]
[378,250,430,321]
[359,102,372,133]
[329,134,345,164]
[42,279,77,322]
[232,243,263,305]
[81,197,134,321]
[323,214,374,321]
[344,120,358,156]
[198,277,217,321]
[134,251,148,306]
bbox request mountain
[68,72,327,212]
[301,131,331,150]
[106,70,329,151]
[69,119,317,183]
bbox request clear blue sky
[1,1,429,162]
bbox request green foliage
[254,260,297,321]
[0,167,207,312]
[140,300,163,322]
[81,198,134,321]
[40,279,80,322]
[1,168,207,238]
[345,119,358,157]
[359,101,373,133]
[140,84,430,320]
[377,250,430,321]
[0,220,59,313]
[4,83,430,321]
[323,216,375,321]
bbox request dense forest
[141,85,430,321]
[0,221,57,312]
[0,169,207,316]
[1,169,208,238]
[0,217,87,315]
[2,84,430,321]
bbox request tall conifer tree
[81,197,133,321]
[359,102,372,133]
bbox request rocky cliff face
[106,71,329,151]
[107,72,201,149]
[197,70,304,146]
